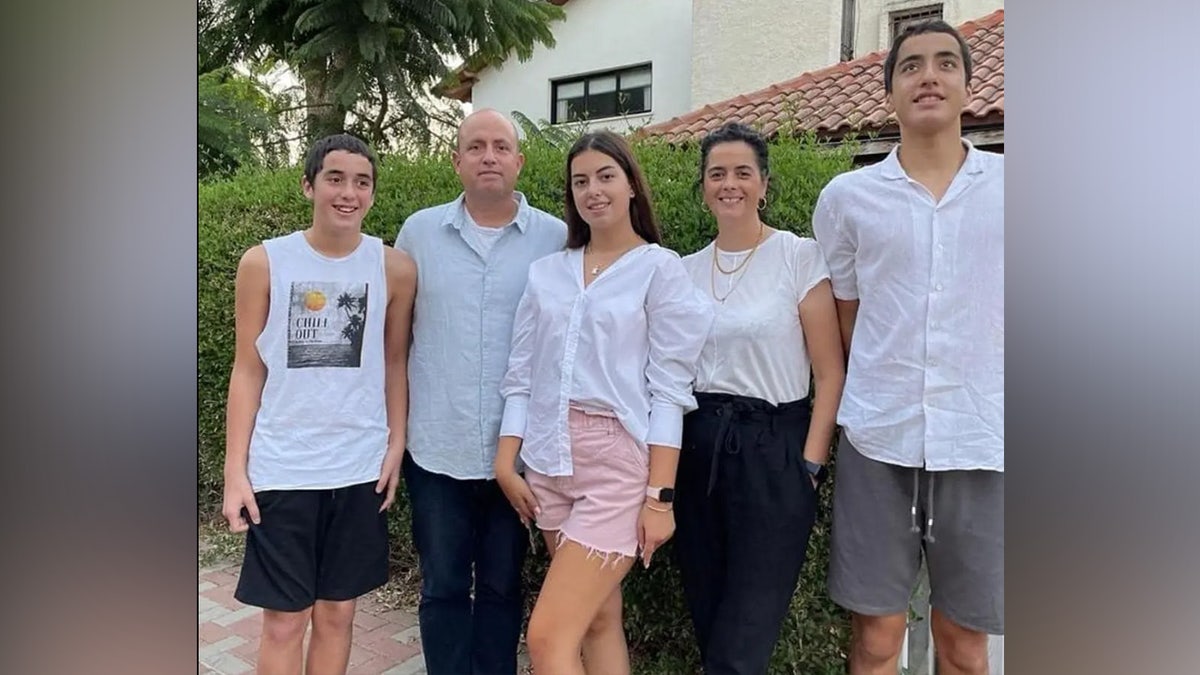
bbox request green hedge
[199,131,856,673]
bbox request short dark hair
[698,121,770,183]
[563,131,662,249]
[884,20,973,94]
[303,133,378,189]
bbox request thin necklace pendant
[710,221,764,303]
[590,265,600,276]
[710,261,735,303]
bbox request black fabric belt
[691,392,811,496]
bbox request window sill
[551,111,654,128]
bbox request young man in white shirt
[393,109,567,675]
[813,20,1004,675]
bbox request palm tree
[341,314,366,352]
[226,0,565,144]
[336,291,356,320]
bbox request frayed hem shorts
[526,407,649,561]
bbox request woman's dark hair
[698,121,770,186]
[564,130,662,249]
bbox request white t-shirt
[681,230,830,406]
[465,221,508,259]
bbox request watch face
[806,462,827,482]
[658,487,675,503]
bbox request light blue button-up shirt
[395,192,567,479]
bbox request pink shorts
[527,407,648,561]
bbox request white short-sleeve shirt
[681,230,830,406]
[812,141,1004,472]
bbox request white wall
[470,0,693,133]
[851,0,1003,57]
[690,0,843,108]
[689,0,1002,109]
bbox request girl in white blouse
[494,130,713,674]
[675,122,846,674]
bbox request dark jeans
[674,392,820,675]
[403,452,529,675]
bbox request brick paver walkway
[198,561,426,675]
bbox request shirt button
[929,358,939,367]
[935,283,944,291]
[931,321,941,329]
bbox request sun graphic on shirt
[304,290,327,312]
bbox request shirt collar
[444,191,532,233]
[880,138,985,181]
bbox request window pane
[621,68,652,89]
[559,96,585,122]
[891,5,942,40]
[618,87,649,115]
[589,90,618,119]
[554,80,586,122]
[557,81,584,100]
[589,75,617,94]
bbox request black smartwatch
[804,460,828,486]
[646,486,675,503]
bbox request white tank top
[248,231,389,491]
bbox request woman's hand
[496,469,540,527]
[637,501,675,568]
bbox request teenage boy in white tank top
[221,134,417,675]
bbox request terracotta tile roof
[640,9,1004,143]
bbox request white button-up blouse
[499,243,714,477]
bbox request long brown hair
[563,130,662,249]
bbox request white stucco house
[437,0,1003,136]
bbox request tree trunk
[300,61,349,142]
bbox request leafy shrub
[199,130,856,673]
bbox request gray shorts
[828,431,1004,634]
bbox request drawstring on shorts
[909,468,937,543]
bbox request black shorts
[234,480,389,612]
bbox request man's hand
[376,445,405,512]
[496,470,540,527]
[222,474,260,533]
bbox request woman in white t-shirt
[494,130,713,674]
[676,121,846,673]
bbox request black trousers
[674,392,820,675]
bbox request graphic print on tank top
[287,281,369,368]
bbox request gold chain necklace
[710,223,765,303]
[712,221,765,274]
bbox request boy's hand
[222,475,260,533]
[376,445,405,512]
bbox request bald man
[394,109,567,674]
